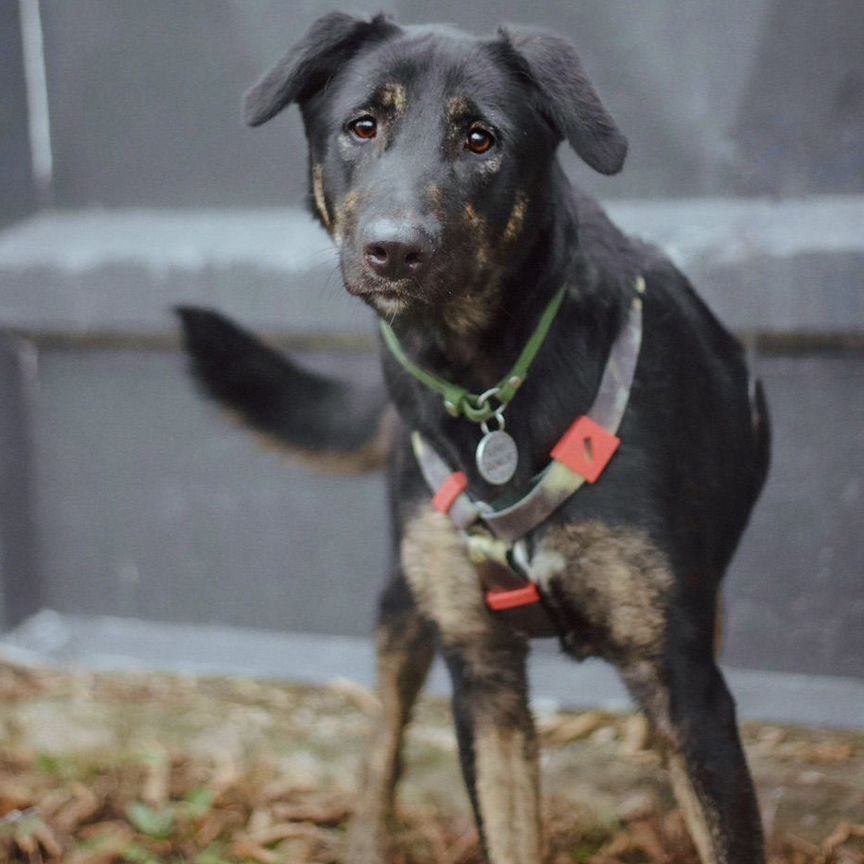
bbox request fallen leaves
[0,661,861,863]
[776,822,864,864]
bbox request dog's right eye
[348,116,377,141]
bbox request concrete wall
[0,336,41,626]
[28,346,388,637]
[0,1,37,224]
[39,0,864,206]
[10,340,860,679]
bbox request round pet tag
[476,430,519,485]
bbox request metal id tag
[476,429,518,485]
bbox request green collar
[379,285,568,424]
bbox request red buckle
[486,583,542,612]
[433,471,469,515]
[551,416,620,483]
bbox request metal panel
[29,346,388,637]
[724,353,864,679]
[0,335,42,626]
[0,1,37,224]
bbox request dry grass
[0,662,861,863]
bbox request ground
[0,663,861,863]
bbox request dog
[178,13,771,863]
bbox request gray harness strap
[412,277,645,542]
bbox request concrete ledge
[2,610,862,730]
[0,208,370,336]
[1,196,862,336]
[609,196,864,334]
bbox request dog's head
[245,13,626,326]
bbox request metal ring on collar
[476,386,504,410]
[481,409,506,435]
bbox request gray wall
[0,1,37,224]
[13,341,861,679]
[28,347,388,637]
[725,354,863,678]
[0,337,41,625]
[39,0,864,207]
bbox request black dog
[179,13,770,863]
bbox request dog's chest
[401,504,673,659]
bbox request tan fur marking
[623,662,729,864]
[668,755,724,864]
[427,201,504,341]
[401,505,489,645]
[312,163,331,230]
[426,183,444,217]
[439,286,498,338]
[621,659,678,745]
[380,83,407,117]
[333,189,360,242]
[349,615,434,862]
[474,722,542,864]
[402,509,542,860]
[424,201,516,341]
[534,522,673,654]
[446,95,470,121]
[463,203,491,271]
[503,192,528,244]
[714,593,725,658]
[464,203,484,232]
[220,404,394,476]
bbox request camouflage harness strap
[411,277,646,616]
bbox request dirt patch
[0,662,861,863]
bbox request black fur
[496,27,628,174]
[177,306,388,455]
[179,14,769,863]
[243,12,399,126]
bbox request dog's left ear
[499,27,627,175]
[244,12,400,126]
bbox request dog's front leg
[444,636,542,864]
[347,570,436,864]
[622,650,765,864]
[402,506,542,863]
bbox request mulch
[0,662,861,863]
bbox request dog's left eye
[466,127,495,154]
[348,116,377,141]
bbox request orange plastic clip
[433,471,469,515]
[551,416,620,483]
[486,583,542,612]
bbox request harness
[384,278,645,628]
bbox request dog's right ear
[244,12,399,127]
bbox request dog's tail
[176,307,392,474]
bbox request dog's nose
[363,220,430,281]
